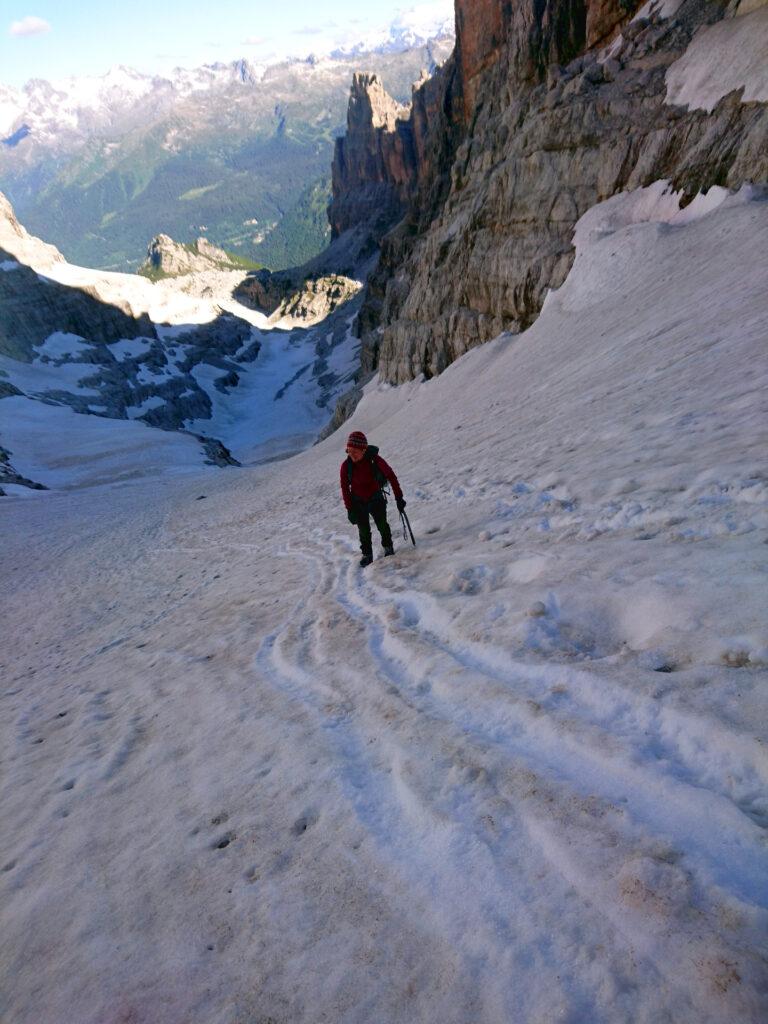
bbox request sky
[0,1,454,88]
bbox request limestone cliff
[329,73,416,239]
[235,264,364,326]
[333,0,768,384]
[0,254,156,365]
[241,62,460,331]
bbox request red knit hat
[346,430,368,450]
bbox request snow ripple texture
[1,186,767,1023]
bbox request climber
[340,431,406,567]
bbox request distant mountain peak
[330,1,454,59]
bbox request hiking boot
[359,554,373,567]
[383,545,395,556]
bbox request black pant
[352,494,393,557]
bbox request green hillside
[18,124,333,272]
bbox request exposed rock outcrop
[233,220,376,326]
[329,63,465,245]
[237,67,457,330]
[0,190,64,271]
[194,435,241,467]
[236,271,362,326]
[333,0,768,384]
[0,443,47,493]
[141,234,249,278]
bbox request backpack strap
[346,449,389,497]
[368,450,388,491]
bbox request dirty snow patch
[572,180,761,249]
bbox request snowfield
[665,3,768,112]
[1,397,207,490]
[2,184,768,1023]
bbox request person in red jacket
[340,430,406,567]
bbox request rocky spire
[328,73,416,239]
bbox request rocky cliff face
[329,73,415,239]
[0,190,162,359]
[331,58,464,374]
[334,0,768,383]
[235,266,363,326]
[0,249,157,365]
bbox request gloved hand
[347,509,357,525]
[396,496,406,513]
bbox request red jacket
[340,446,403,510]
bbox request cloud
[293,25,325,36]
[243,36,266,46]
[9,16,51,37]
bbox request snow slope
[1,184,767,1023]
[665,4,768,112]
[1,397,206,491]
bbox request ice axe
[400,507,416,546]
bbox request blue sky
[0,1,452,88]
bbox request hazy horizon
[0,0,454,89]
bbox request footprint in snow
[213,832,236,850]
[291,809,319,836]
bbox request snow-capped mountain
[0,60,269,141]
[0,1,455,144]
[331,1,455,58]
[0,84,24,141]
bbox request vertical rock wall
[332,0,768,384]
[328,73,416,239]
